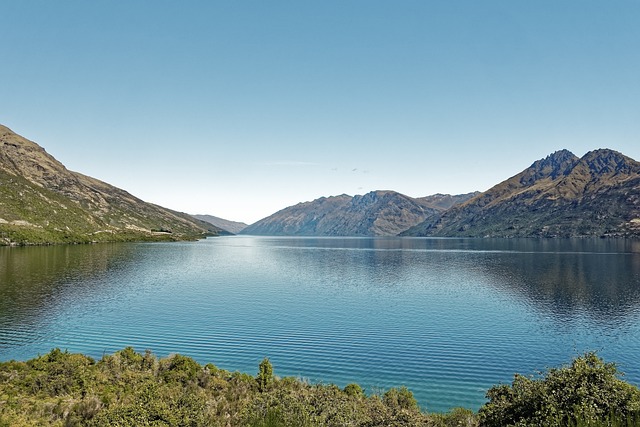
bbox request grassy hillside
[0,169,184,245]
[0,125,220,245]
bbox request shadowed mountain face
[403,149,640,238]
[0,125,221,245]
[241,191,477,236]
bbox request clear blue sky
[2,1,639,224]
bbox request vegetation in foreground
[0,349,638,426]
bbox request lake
[1,236,640,412]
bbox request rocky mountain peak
[404,148,640,238]
[352,190,399,205]
[519,149,579,186]
[580,149,640,176]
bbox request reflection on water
[1,237,639,412]
[0,244,138,349]
[0,244,139,301]
[255,236,640,321]
[478,249,640,325]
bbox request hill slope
[192,214,248,234]
[0,125,221,245]
[241,190,477,236]
[403,149,640,238]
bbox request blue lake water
[1,236,640,412]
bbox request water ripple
[1,237,640,412]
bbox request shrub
[479,352,640,427]
[115,347,144,369]
[159,354,201,386]
[344,383,365,397]
[383,386,419,412]
[247,407,287,427]
[432,407,478,427]
[24,348,95,396]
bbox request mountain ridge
[192,214,248,235]
[4,124,639,241]
[403,149,640,238]
[240,190,478,236]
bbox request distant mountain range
[0,125,221,245]
[240,191,478,236]
[402,149,640,238]
[241,149,640,238]
[192,214,248,234]
[4,124,639,243]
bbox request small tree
[256,357,273,392]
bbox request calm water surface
[1,237,640,412]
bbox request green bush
[159,354,200,386]
[431,407,478,427]
[247,407,287,427]
[383,386,419,412]
[479,352,640,427]
[344,383,365,397]
[23,348,95,397]
[4,348,640,427]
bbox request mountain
[417,192,481,211]
[403,149,640,238]
[240,194,351,236]
[0,125,221,245]
[240,190,477,236]
[192,214,248,234]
